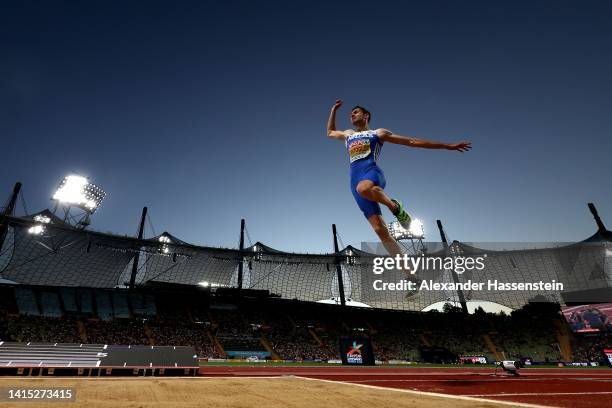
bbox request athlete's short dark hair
[352,106,371,123]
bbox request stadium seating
[0,284,607,364]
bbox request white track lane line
[210,371,612,377]
[293,375,556,408]
[346,377,612,382]
[466,392,612,397]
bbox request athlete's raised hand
[331,99,343,111]
[448,141,472,152]
[327,99,346,139]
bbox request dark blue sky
[1,1,611,252]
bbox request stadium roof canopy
[1,208,611,311]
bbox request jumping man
[327,99,471,257]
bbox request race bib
[348,139,371,163]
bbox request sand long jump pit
[0,376,525,408]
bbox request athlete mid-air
[327,99,471,257]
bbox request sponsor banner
[565,362,600,367]
[339,336,375,366]
[224,351,271,359]
[459,355,488,364]
[387,360,414,365]
[604,349,612,366]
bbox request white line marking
[346,378,612,383]
[293,375,556,408]
[466,392,612,397]
[198,371,612,377]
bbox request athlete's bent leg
[367,214,404,257]
[357,180,411,229]
[356,180,397,213]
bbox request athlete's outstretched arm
[327,99,347,140]
[377,128,471,152]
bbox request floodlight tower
[437,220,468,314]
[387,219,426,256]
[0,182,22,250]
[51,175,106,229]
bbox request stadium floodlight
[28,225,45,235]
[387,219,425,240]
[387,221,404,239]
[33,215,51,224]
[158,235,172,254]
[52,175,106,214]
[28,215,51,235]
[408,218,424,238]
[198,281,226,288]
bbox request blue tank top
[345,130,382,169]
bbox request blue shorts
[350,163,387,219]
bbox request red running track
[199,366,612,407]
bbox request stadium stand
[1,284,608,365]
[1,202,611,367]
